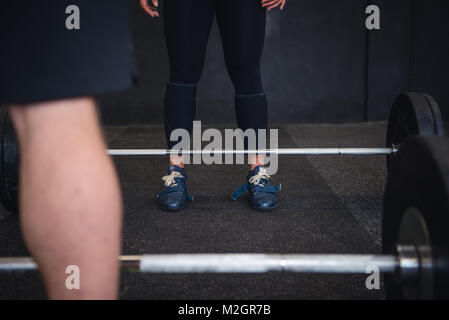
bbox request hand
[261,0,286,11]
[140,0,160,18]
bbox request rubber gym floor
[0,122,387,299]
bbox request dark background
[98,0,449,125]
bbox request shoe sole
[251,203,278,212]
[161,205,185,212]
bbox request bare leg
[249,155,265,171]
[169,155,184,168]
[8,97,122,299]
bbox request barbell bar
[107,147,397,156]
[0,251,407,274]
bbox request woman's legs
[216,0,267,168]
[162,0,277,211]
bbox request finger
[140,0,154,16]
[141,1,159,17]
[280,0,286,10]
[150,8,160,18]
[148,1,159,18]
[140,0,147,10]
[266,0,282,9]
[149,8,159,17]
[261,0,278,7]
[262,0,279,7]
[268,2,281,10]
[143,6,155,16]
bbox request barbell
[0,92,444,214]
[1,132,449,299]
[108,148,396,156]
[0,253,401,274]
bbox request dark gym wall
[409,0,449,120]
[98,0,449,125]
[262,0,366,124]
[366,0,412,121]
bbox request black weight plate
[423,93,445,136]
[383,136,449,299]
[0,110,19,214]
[0,111,5,215]
[386,92,445,171]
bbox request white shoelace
[249,167,270,187]
[162,171,184,187]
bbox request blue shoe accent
[231,166,281,211]
[157,166,193,211]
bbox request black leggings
[163,0,267,148]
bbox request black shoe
[231,166,281,211]
[157,166,193,211]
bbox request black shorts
[0,0,138,104]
